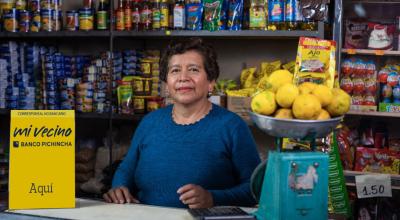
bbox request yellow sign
[9,110,75,209]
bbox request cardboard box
[350,105,377,112]
[379,103,400,113]
[227,96,253,124]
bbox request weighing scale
[248,111,343,220]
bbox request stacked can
[29,0,41,32]
[25,43,41,85]
[122,50,137,76]
[0,59,8,108]
[76,81,93,113]
[113,51,123,91]
[75,55,90,77]
[0,42,19,86]
[135,50,145,76]
[18,86,35,109]
[63,56,73,77]
[5,86,19,109]
[93,57,110,113]
[59,77,76,110]
[43,54,58,109]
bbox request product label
[132,10,140,24]
[140,9,152,25]
[116,11,125,30]
[152,9,161,29]
[269,2,283,22]
[9,110,75,209]
[124,8,132,29]
[250,6,266,29]
[173,6,184,28]
[160,7,169,27]
[96,11,108,30]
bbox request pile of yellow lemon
[251,69,351,120]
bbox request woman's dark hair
[159,37,220,82]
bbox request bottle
[160,0,169,30]
[267,0,284,30]
[97,0,109,30]
[124,0,133,30]
[140,0,152,30]
[115,0,125,30]
[173,0,185,30]
[152,0,161,30]
[284,0,297,30]
[132,0,141,31]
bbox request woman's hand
[103,186,139,204]
[177,184,213,209]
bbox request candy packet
[186,3,203,30]
[203,0,223,31]
[227,0,243,30]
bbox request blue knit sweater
[112,104,261,208]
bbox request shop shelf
[344,170,400,190]
[342,48,400,56]
[0,30,110,38]
[113,29,323,39]
[346,110,400,118]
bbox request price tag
[347,49,356,54]
[355,174,392,199]
[374,50,385,56]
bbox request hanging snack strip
[294,37,336,88]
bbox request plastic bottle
[152,0,161,30]
[173,0,185,30]
[124,0,132,30]
[160,0,169,30]
[96,0,109,30]
[115,0,125,30]
[140,0,152,30]
[131,0,141,31]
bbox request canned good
[53,0,61,10]
[40,9,53,31]
[3,9,18,32]
[28,0,40,11]
[0,0,14,11]
[15,0,27,10]
[66,10,78,31]
[79,8,93,31]
[30,10,40,31]
[52,9,62,31]
[40,0,52,9]
[19,10,30,32]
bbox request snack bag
[226,88,255,97]
[203,0,223,31]
[294,37,336,88]
[240,67,256,88]
[260,60,281,77]
[282,60,296,73]
[219,0,229,30]
[117,81,134,115]
[227,0,243,30]
[186,3,203,30]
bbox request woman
[103,38,261,209]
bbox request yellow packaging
[282,60,296,73]
[294,37,336,88]
[261,60,281,77]
[240,67,256,88]
[226,88,255,97]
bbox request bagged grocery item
[240,67,256,88]
[186,2,203,30]
[294,37,336,88]
[227,0,243,30]
[203,0,223,31]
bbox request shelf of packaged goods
[342,48,400,56]
[346,110,400,118]
[344,170,400,190]
[0,30,111,38]
[113,29,323,39]
[0,110,144,121]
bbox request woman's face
[167,50,215,105]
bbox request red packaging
[341,59,354,76]
[364,78,377,94]
[355,147,400,174]
[352,78,365,94]
[352,95,364,105]
[340,76,354,94]
[363,95,376,106]
[378,68,390,83]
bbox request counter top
[4,198,194,220]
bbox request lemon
[315,109,331,120]
[274,108,294,119]
[292,94,322,120]
[266,69,293,93]
[312,85,333,107]
[298,82,317,94]
[276,83,299,108]
[326,88,351,117]
[251,90,277,116]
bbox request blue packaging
[219,0,229,30]
[186,3,203,30]
[268,0,284,22]
[228,0,243,30]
